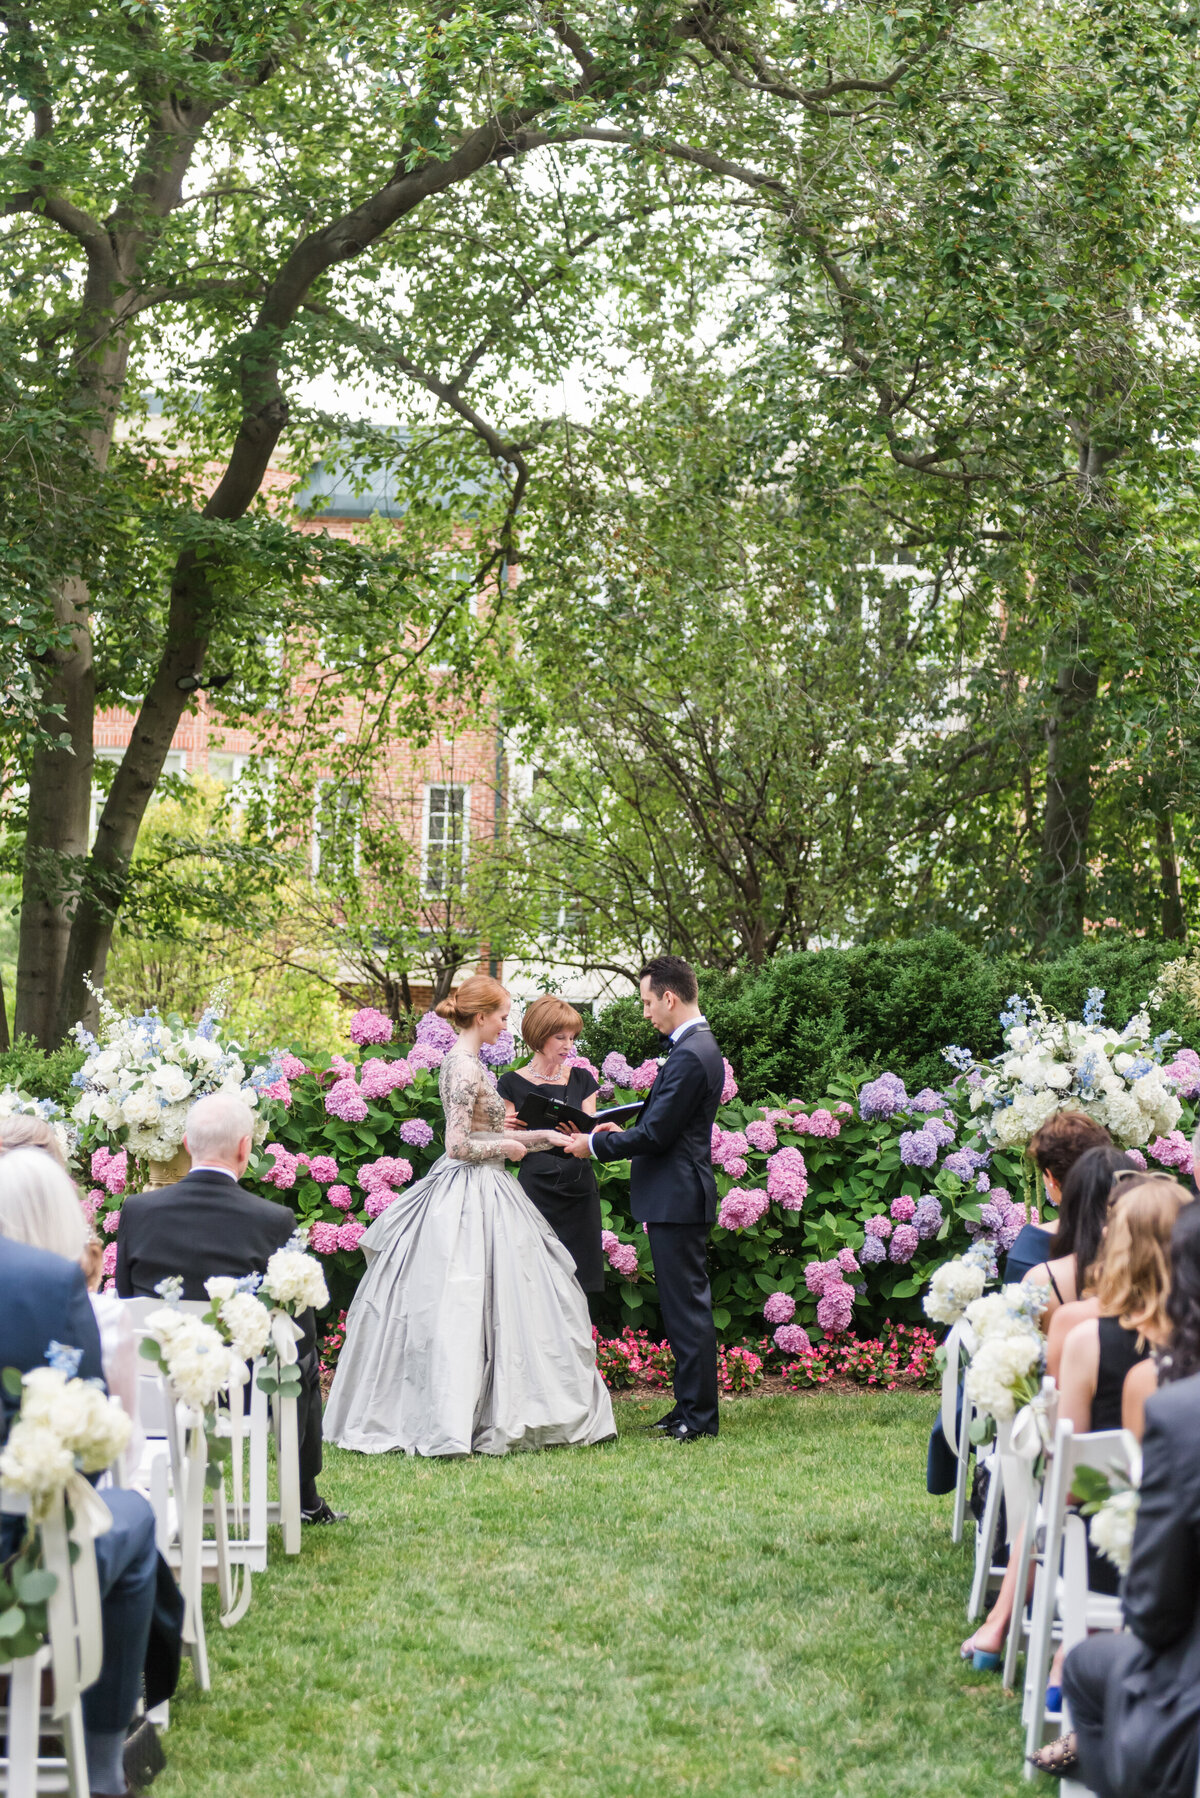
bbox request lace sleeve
[440,1054,511,1164]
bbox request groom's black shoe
[301,1499,348,1524]
[662,1421,717,1443]
[641,1412,680,1433]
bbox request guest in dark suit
[564,955,724,1440]
[116,1092,344,1525]
[1058,1198,1200,1797]
[0,1219,172,1798]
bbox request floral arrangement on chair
[946,988,1184,1152]
[0,1350,132,1656]
[71,986,276,1167]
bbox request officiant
[497,997,604,1292]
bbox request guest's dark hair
[1160,1201,1200,1384]
[639,956,698,1005]
[1027,1110,1112,1186]
[1054,1145,1141,1293]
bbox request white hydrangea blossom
[216,1291,273,1361]
[923,1241,996,1326]
[71,985,276,1161]
[1090,1488,1139,1576]
[963,1324,1043,1422]
[262,1249,329,1314]
[145,1308,245,1412]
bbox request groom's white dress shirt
[585,1016,708,1156]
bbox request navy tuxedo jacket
[0,1235,104,1434]
[115,1170,299,1302]
[592,1023,724,1224]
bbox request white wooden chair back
[967,1418,1009,1622]
[1001,1377,1059,1691]
[0,1486,104,1797]
[1023,1420,1134,1774]
[940,1322,975,1545]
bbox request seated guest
[0,1158,178,1798]
[962,1164,1176,1670]
[1026,1145,1139,1328]
[929,1109,1115,1496]
[1123,1197,1200,1439]
[1059,1190,1200,1797]
[1004,1110,1114,1284]
[116,1094,344,1525]
[0,1149,140,1473]
[0,1112,68,1167]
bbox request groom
[564,956,724,1441]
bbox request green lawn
[155,1391,1033,1797]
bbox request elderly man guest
[115,1093,343,1525]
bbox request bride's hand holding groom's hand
[560,1122,618,1160]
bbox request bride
[324,975,615,1456]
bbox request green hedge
[0,1039,85,1108]
[580,931,1187,1104]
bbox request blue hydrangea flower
[45,1341,83,1377]
[999,993,1030,1030]
[942,1045,974,1073]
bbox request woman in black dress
[496,996,604,1292]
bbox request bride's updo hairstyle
[436,975,508,1031]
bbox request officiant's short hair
[640,955,698,1005]
[521,996,583,1051]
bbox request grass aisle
[156,1392,1030,1797]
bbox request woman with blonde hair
[326,975,615,1457]
[496,996,604,1291]
[0,1112,69,1168]
[0,1149,140,1469]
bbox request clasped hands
[559,1121,619,1159]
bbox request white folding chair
[0,1487,104,1797]
[1023,1420,1133,1775]
[967,1418,1012,1622]
[1002,1378,1059,1692]
[940,1321,975,1546]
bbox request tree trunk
[1154,806,1186,940]
[14,576,95,1046]
[1037,648,1098,946]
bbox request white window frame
[422,782,470,896]
[312,778,361,879]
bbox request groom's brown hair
[640,955,698,1004]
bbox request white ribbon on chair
[212,1376,253,1629]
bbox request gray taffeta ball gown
[323,1049,615,1457]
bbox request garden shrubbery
[581,931,1189,1103]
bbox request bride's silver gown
[324,1046,615,1456]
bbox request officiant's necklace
[527,1051,566,1083]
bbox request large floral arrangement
[949,988,1185,1152]
[72,988,276,1166]
[959,1284,1050,1425]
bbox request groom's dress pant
[647,1222,719,1435]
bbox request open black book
[515,1091,644,1134]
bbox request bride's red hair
[435,976,508,1030]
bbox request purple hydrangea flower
[859,1073,909,1121]
[924,1116,955,1148]
[898,1128,938,1168]
[859,1234,886,1264]
[479,1030,515,1067]
[909,1087,945,1113]
[398,1117,435,1149]
[863,1214,892,1239]
[913,1195,943,1240]
[943,1150,981,1182]
[888,1224,919,1264]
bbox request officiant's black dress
[495,1065,604,1291]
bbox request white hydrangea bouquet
[961,1285,1050,1427]
[1073,1461,1141,1577]
[72,985,273,1165]
[923,1239,998,1327]
[0,1350,131,1656]
[199,1241,328,1405]
[946,988,1183,1152]
[0,1086,71,1162]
